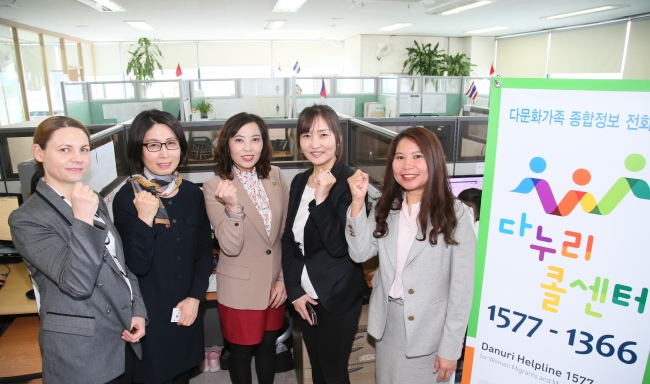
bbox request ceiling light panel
[379,22,413,31]
[125,21,155,31]
[272,0,308,12]
[545,5,622,20]
[466,25,510,34]
[77,0,125,12]
[264,20,286,30]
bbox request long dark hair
[213,112,273,180]
[374,127,458,245]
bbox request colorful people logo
[512,154,650,216]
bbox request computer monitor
[0,193,23,243]
[449,175,483,197]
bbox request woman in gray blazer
[346,127,476,384]
[9,116,147,384]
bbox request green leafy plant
[196,100,212,118]
[402,41,446,77]
[443,53,475,76]
[126,37,163,82]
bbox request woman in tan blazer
[203,112,289,384]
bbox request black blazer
[281,161,368,316]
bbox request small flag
[489,63,495,76]
[320,79,327,98]
[278,62,282,71]
[176,63,183,77]
[293,60,300,74]
[465,81,478,100]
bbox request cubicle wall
[61,76,492,123]
[8,115,487,199]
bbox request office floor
[189,361,298,384]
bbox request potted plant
[126,37,164,83]
[402,41,446,91]
[196,100,212,119]
[443,53,475,76]
[402,41,446,77]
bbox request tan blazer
[203,166,289,310]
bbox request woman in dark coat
[113,109,214,384]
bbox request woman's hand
[71,182,99,225]
[293,294,318,326]
[215,180,239,213]
[433,355,457,382]
[268,280,287,309]
[313,170,336,204]
[133,190,159,226]
[175,297,200,327]
[122,316,146,343]
[347,169,369,218]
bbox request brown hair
[374,126,458,245]
[296,104,343,163]
[213,112,273,180]
[33,116,91,172]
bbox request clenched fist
[215,180,239,213]
[71,182,99,225]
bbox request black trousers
[299,300,362,384]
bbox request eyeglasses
[143,140,180,152]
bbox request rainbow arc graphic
[511,155,650,216]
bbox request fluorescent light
[441,1,493,15]
[467,25,510,34]
[264,20,286,30]
[545,6,621,20]
[77,0,125,12]
[272,0,307,12]
[125,21,155,31]
[379,23,413,32]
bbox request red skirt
[218,303,286,345]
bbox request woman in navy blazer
[281,105,368,384]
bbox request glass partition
[191,79,237,98]
[361,117,456,163]
[456,116,488,162]
[0,26,25,125]
[18,29,48,120]
[90,82,136,100]
[335,78,376,94]
[347,119,396,187]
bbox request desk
[0,261,38,316]
[0,316,42,381]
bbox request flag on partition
[489,63,495,76]
[320,79,327,98]
[176,63,183,77]
[293,60,301,74]
[278,62,282,71]
[465,81,478,99]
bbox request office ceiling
[1,0,649,42]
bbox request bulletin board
[464,78,650,384]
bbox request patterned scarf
[129,169,182,228]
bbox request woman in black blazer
[281,105,368,384]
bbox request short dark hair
[33,116,90,172]
[213,112,273,180]
[296,104,343,163]
[126,109,189,173]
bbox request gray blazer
[9,181,147,384]
[346,200,476,360]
